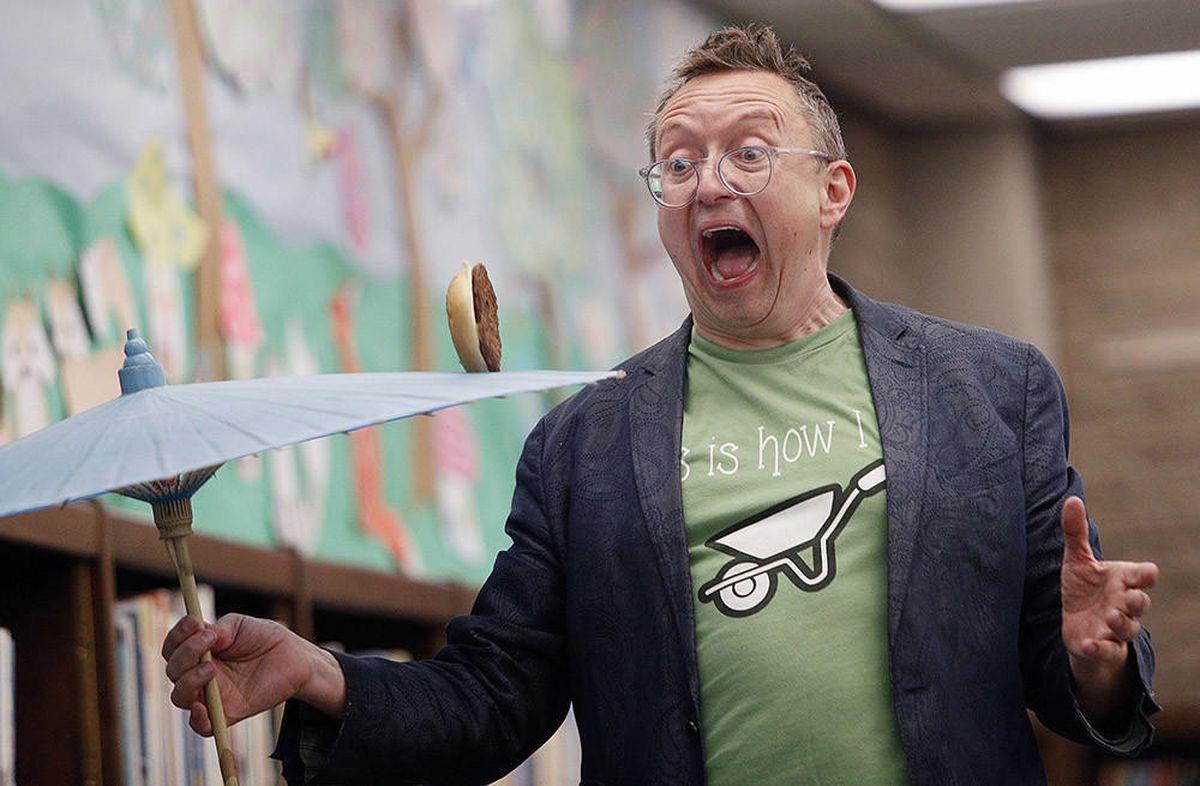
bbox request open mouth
[700,225,761,285]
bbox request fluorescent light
[872,0,1047,10]
[1000,50,1200,119]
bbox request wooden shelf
[0,501,477,785]
[0,505,100,558]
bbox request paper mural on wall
[0,384,8,446]
[266,318,329,556]
[334,128,369,254]
[409,0,466,207]
[333,0,394,97]
[95,0,173,93]
[531,0,573,52]
[433,406,485,564]
[480,3,590,374]
[126,142,209,272]
[142,261,189,384]
[575,1,699,350]
[1,298,56,438]
[196,0,301,97]
[46,277,123,415]
[44,278,91,360]
[0,0,718,583]
[329,282,421,573]
[218,218,265,480]
[80,237,140,345]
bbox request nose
[694,159,733,205]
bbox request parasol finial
[119,327,167,394]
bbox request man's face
[653,70,853,346]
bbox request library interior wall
[833,114,1059,361]
[833,105,1200,720]
[1040,121,1200,710]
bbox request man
[161,24,1160,784]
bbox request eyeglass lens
[649,147,772,207]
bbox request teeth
[702,226,740,238]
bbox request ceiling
[700,0,1200,127]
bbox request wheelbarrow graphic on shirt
[698,459,887,617]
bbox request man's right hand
[162,612,347,736]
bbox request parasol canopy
[0,330,622,519]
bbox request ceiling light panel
[1000,49,1200,119]
[872,0,1048,11]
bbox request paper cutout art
[265,319,330,556]
[329,282,421,573]
[334,129,369,253]
[80,238,140,345]
[334,0,395,97]
[46,277,122,416]
[142,262,189,384]
[576,297,619,370]
[532,0,572,52]
[306,117,338,162]
[196,0,300,97]
[432,407,485,565]
[409,0,459,89]
[0,386,9,446]
[44,278,90,360]
[217,219,263,352]
[1,298,56,438]
[59,346,124,417]
[217,218,264,480]
[96,0,173,93]
[126,142,209,272]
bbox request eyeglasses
[638,146,834,209]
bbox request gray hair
[645,23,846,165]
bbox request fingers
[1080,637,1127,661]
[1121,561,1159,590]
[1105,608,1142,642]
[1060,496,1094,563]
[1119,588,1151,618]
[161,614,204,662]
[189,700,213,737]
[209,612,243,655]
[170,658,215,711]
[165,624,218,683]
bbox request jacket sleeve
[1019,345,1160,756]
[271,417,571,784]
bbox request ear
[820,159,856,230]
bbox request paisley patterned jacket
[273,273,1158,785]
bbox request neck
[696,279,848,351]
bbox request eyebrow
[657,108,785,153]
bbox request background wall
[1,0,1198,779]
[1040,121,1200,710]
[0,0,714,586]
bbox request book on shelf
[115,586,280,786]
[0,627,13,786]
[490,706,581,786]
[1097,757,1200,786]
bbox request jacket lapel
[628,318,703,718]
[626,276,930,717]
[833,275,929,644]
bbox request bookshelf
[0,502,475,786]
[4,502,1192,785]
[1034,707,1200,785]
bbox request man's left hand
[1060,495,1158,722]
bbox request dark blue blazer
[274,274,1159,785]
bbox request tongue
[715,245,757,280]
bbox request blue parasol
[0,329,623,785]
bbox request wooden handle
[163,534,240,786]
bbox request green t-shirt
[681,310,908,785]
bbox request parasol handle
[155,499,240,786]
